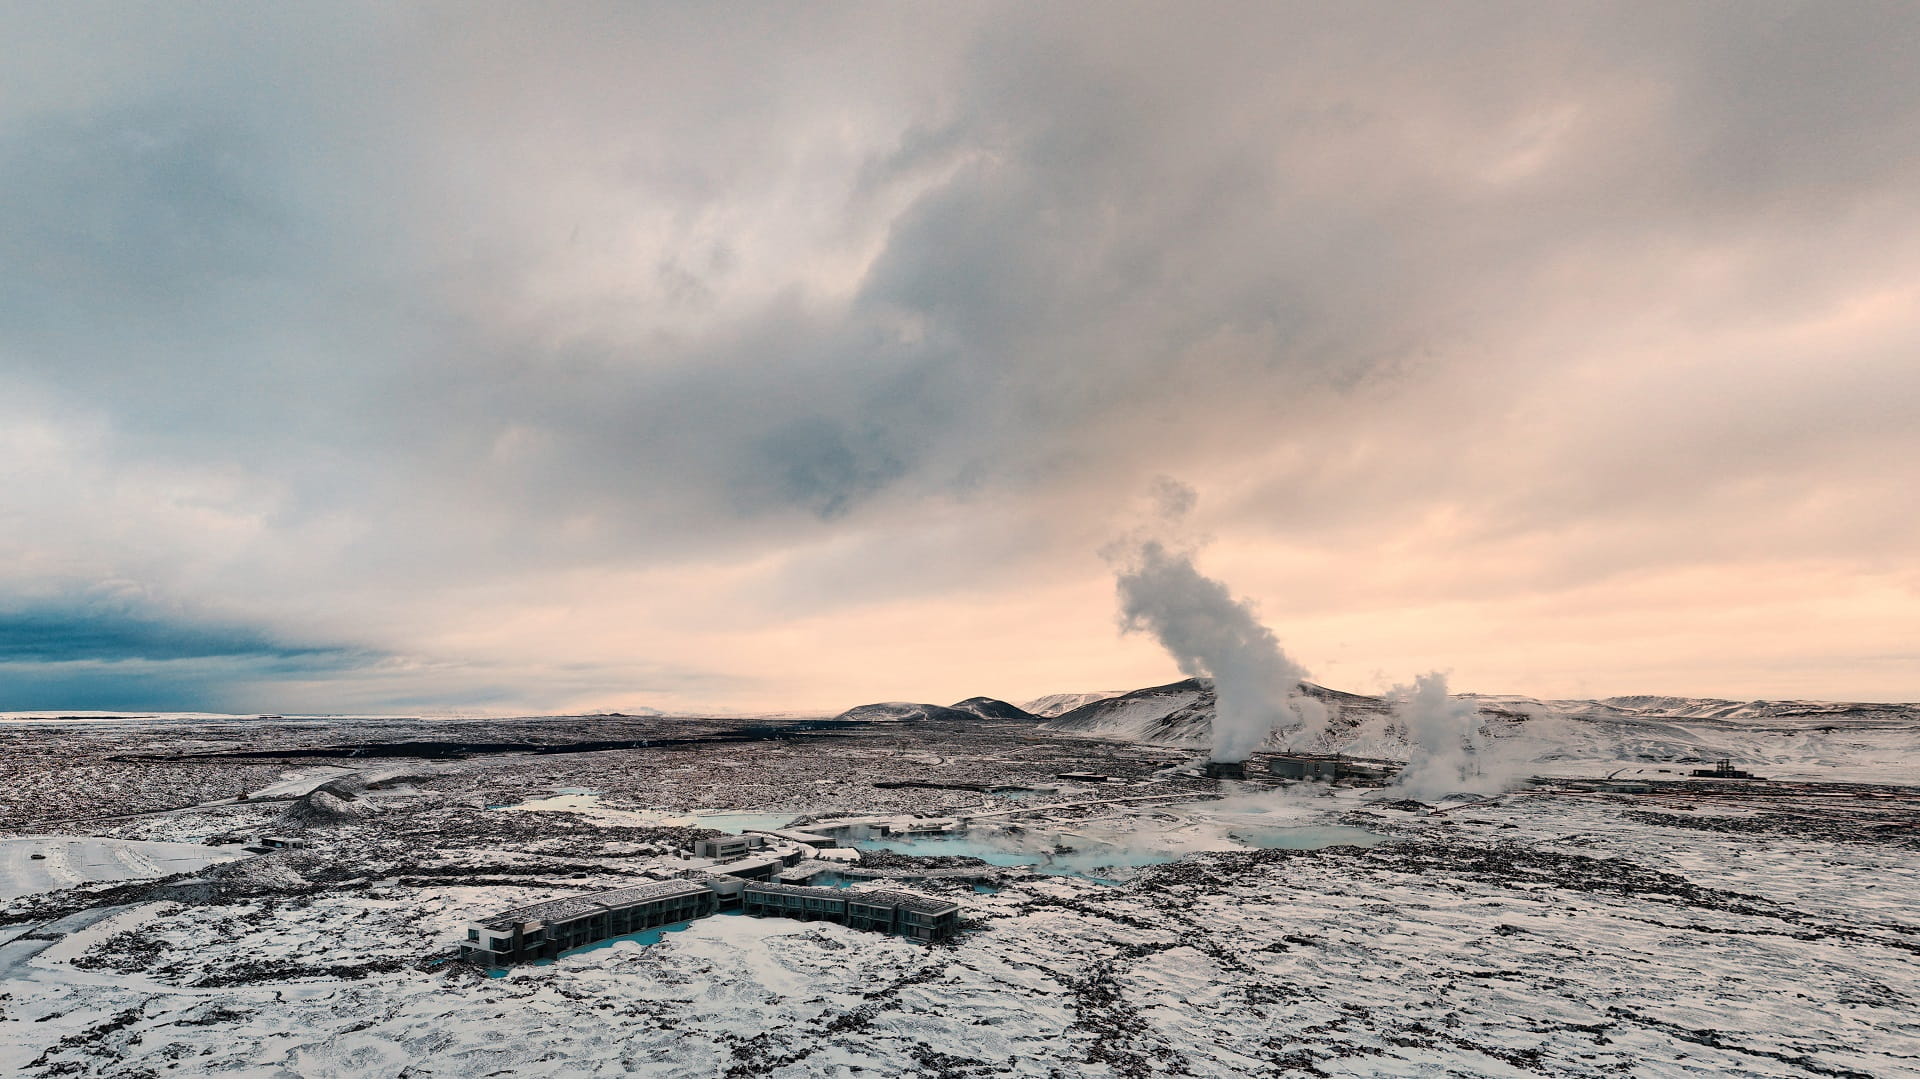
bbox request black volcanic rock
[275,780,373,829]
[948,697,1040,721]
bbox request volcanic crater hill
[830,701,981,725]
[1040,677,1398,747]
[948,696,1041,721]
[830,696,1040,724]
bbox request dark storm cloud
[0,606,362,664]
[3,1,1918,708]
[0,598,385,711]
[1,664,246,713]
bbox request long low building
[1267,754,1398,782]
[752,828,840,848]
[462,877,964,965]
[460,880,715,965]
[741,882,962,942]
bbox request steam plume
[1388,672,1488,800]
[1110,479,1322,762]
[1389,671,1556,800]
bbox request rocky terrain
[1,702,1916,1077]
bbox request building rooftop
[712,855,784,876]
[849,889,962,915]
[741,881,959,915]
[755,829,838,845]
[478,879,710,929]
[741,881,845,899]
[1266,752,1397,766]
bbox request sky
[3,1,1918,715]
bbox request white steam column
[1109,479,1327,764]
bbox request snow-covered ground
[246,767,364,800]
[0,708,1914,1077]
[0,837,247,902]
[1,792,1914,1077]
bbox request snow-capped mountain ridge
[1032,680,1920,782]
[831,679,1919,782]
[1019,691,1125,717]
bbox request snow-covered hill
[1042,678,1394,748]
[1044,679,1215,742]
[1470,693,1920,783]
[1597,695,1920,722]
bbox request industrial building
[460,879,716,966]
[1267,754,1398,783]
[1691,758,1762,780]
[740,882,962,941]
[1202,761,1247,780]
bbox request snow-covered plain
[0,837,247,901]
[0,706,1915,1077]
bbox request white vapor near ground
[1388,672,1491,799]
[1386,671,1565,799]
[1109,479,1326,762]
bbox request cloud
[0,606,359,665]
[0,597,383,712]
[2,2,1918,710]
